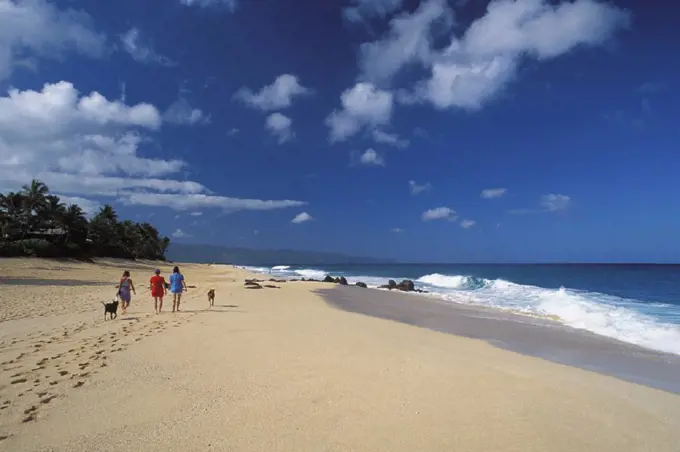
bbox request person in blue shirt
[169,266,187,313]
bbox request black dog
[102,300,119,320]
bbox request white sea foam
[293,268,328,280]
[415,273,680,356]
[271,265,290,271]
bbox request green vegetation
[0,180,169,260]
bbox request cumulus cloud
[358,148,385,166]
[359,0,451,85]
[163,98,209,125]
[326,83,393,142]
[235,74,310,111]
[481,188,507,199]
[265,113,294,143]
[0,81,306,213]
[344,0,403,23]
[540,193,571,211]
[360,0,628,110]
[190,211,202,216]
[180,0,237,10]
[291,212,313,224]
[119,28,175,66]
[0,0,106,81]
[372,129,409,148]
[460,219,476,228]
[409,180,432,195]
[171,228,191,238]
[422,207,456,221]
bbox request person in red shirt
[149,269,167,314]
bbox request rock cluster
[245,276,426,293]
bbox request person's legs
[176,293,182,312]
[153,297,158,314]
[158,296,163,313]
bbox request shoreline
[2,258,680,450]
[319,285,680,394]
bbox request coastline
[1,258,680,451]
[319,285,680,394]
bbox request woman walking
[149,269,167,314]
[118,270,136,315]
[169,266,187,313]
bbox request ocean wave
[417,273,493,290]
[418,274,680,356]
[293,268,328,280]
[271,265,290,271]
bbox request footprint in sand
[58,370,69,376]
[40,395,58,404]
[73,381,84,388]
[10,378,27,385]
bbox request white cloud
[359,148,385,166]
[481,188,507,199]
[0,0,106,81]
[56,195,101,216]
[291,212,313,224]
[0,81,307,213]
[226,128,239,136]
[344,0,403,23]
[391,227,405,233]
[163,99,209,125]
[265,113,294,143]
[190,211,202,216]
[119,27,174,66]
[120,193,306,212]
[540,193,571,212]
[409,180,432,195]
[172,228,191,238]
[180,0,237,10]
[235,74,310,111]
[460,219,476,228]
[359,0,451,85]
[360,0,628,111]
[422,207,456,221]
[372,129,409,148]
[326,83,393,142]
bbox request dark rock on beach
[379,279,416,292]
[268,278,287,283]
[264,285,280,289]
[335,276,348,285]
[355,282,368,288]
[245,284,263,289]
[322,275,336,283]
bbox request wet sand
[320,286,680,394]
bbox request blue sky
[0,0,678,263]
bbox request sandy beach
[1,258,680,451]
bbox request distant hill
[167,243,393,265]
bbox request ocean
[242,263,680,356]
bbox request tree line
[0,180,170,260]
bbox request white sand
[1,258,679,451]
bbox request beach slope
[1,259,679,451]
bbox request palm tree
[59,204,88,251]
[2,181,171,260]
[38,195,66,232]
[0,192,28,240]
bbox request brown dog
[207,289,215,307]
